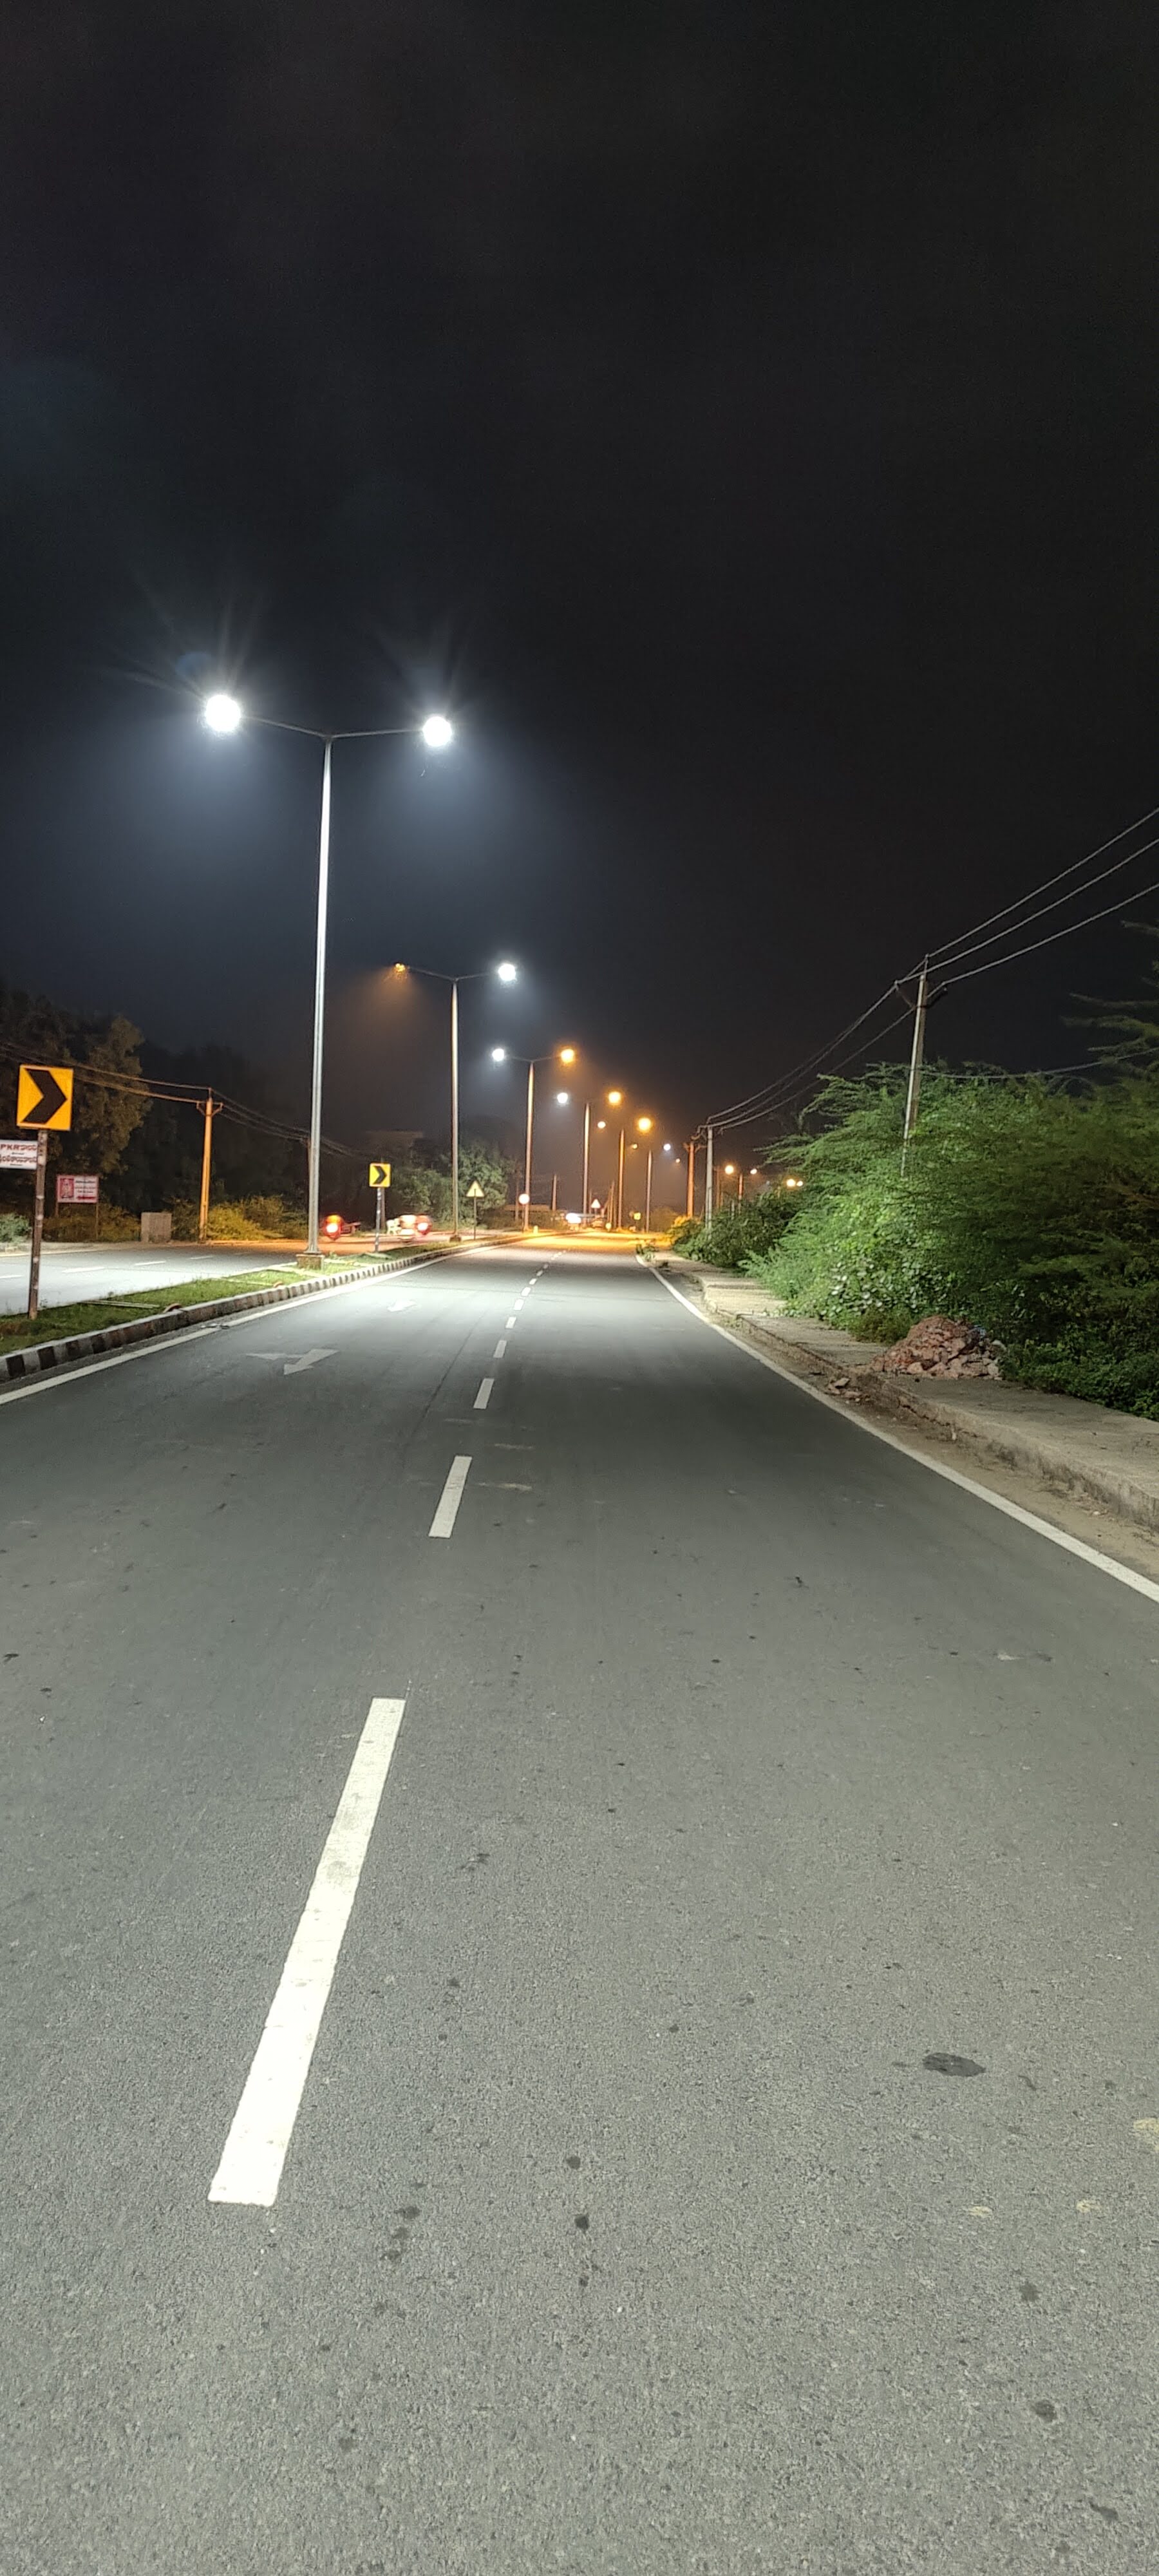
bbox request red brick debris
[869,1314,1000,1381]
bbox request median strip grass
[0,1268,337,1357]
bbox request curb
[0,1249,445,1385]
[661,1260,1159,1543]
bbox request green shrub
[746,1063,1159,1412]
[0,1212,30,1243]
[668,1192,797,1271]
[171,1195,305,1240]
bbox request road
[3,1244,1157,2573]
[0,1239,302,1313]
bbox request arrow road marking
[250,1347,336,1376]
[209,1694,408,2208]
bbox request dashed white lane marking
[429,1454,473,1537]
[651,1271,1159,1611]
[505,1314,517,1330]
[209,1694,408,2208]
[474,1377,495,1410]
[493,1339,507,1358]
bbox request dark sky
[3,1,1158,1184]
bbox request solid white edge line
[494,1339,507,1358]
[474,1377,494,1410]
[208,1694,407,2208]
[652,1270,1159,1611]
[429,1453,473,1538]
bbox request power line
[926,799,1159,969]
[704,982,905,1128]
[942,871,1159,986]
[930,828,1159,974]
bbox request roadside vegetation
[675,1055,1159,1419]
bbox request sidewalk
[656,1255,1159,1541]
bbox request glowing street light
[203,691,243,734]
[490,1043,583,1227]
[496,960,518,983]
[200,689,455,1254]
[556,1090,570,1105]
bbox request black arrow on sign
[23,1067,68,1125]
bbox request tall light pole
[581,1099,591,1220]
[391,959,518,1235]
[202,695,455,1256]
[491,1043,576,1227]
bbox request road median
[654,1253,1159,1541]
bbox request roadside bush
[44,1204,139,1241]
[748,1066,1159,1415]
[0,1211,30,1242]
[171,1195,305,1240]
[668,1193,797,1271]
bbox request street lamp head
[203,692,242,734]
[558,1046,577,1065]
[637,1115,653,1133]
[607,1088,623,1107]
[596,1119,607,1130]
[724,1163,735,1175]
[420,714,453,750]
[391,961,408,975]
[496,960,518,983]
[663,1142,674,1152]
[490,1046,507,1063]
[556,1090,570,1105]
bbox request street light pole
[616,1126,626,1231]
[581,1100,591,1220]
[523,1059,535,1227]
[203,699,453,1262]
[450,975,461,1238]
[306,735,334,1257]
[645,1147,653,1229]
[704,1122,715,1222]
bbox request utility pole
[901,958,930,1174]
[198,1091,221,1243]
[551,1170,558,1213]
[685,1141,697,1220]
[704,1122,715,1223]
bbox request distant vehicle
[322,1213,344,1240]
[398,1213,433,1238]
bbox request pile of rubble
[868,1314,1001,1380]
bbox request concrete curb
[0,1249,446,1385]
[656,1255,1159,1540]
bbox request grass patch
[1,1267,327,1355]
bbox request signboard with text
[0,1138,39,1170]
[56,1174,100,1205]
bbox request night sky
[3,3,1158,1190]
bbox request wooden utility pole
[901,960,930,1174]
[198,1092,221,1242]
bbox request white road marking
[208,1694,407,2208]
[494,1338,507,1358]
[652,1271,1159,1611]
[250,1346,336,1376]
[474,1377,494,1410]
[429,1454,473,1537]
[505,1314,517,1329]
[0,1265,442,1407]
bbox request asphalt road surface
[0,1240,301,1314]
[3,1246,1157,2574]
